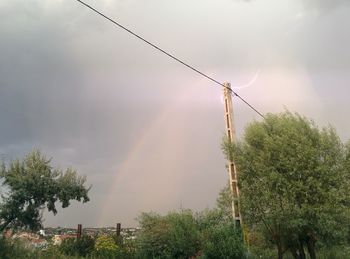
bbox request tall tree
[222,112,350,259]
[0,150,90,231]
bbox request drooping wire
[74,0,265,119]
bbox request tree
[201,222,245,259]
[222,112,350,259]
[136,210,201,259]
[216,182,233,222]
[0,150,90,232]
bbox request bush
[37,244,79,259]
[94,235,118,258]
[59,238,76,256]
[0,237,35,259]
[201,223,246,259]
[247,247,277,259]
[316,246,350,259]
[76,235,95,256]
[59,235,95,257]
[137,210,201,259]
[120,238,138,259]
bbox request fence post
[116,223,121,237]
[77,224,82,239]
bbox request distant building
[12,232,48,249]
[52,234,76,246]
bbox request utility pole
[77,224,82,239]
[223,82,241,226]
[116,223,121,237]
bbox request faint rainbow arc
[97,80,206,226]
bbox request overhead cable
[74,0,265,119]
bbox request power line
[233,93,265,119]
[74,0,265,119]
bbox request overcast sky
[1,0,349,227]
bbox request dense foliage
[135,208,246,259]
[94,235,118,257]
[136,210,201,259]
[0,237,34,259]
[222,112,350,259]
[0,150,90,232]
[1,112,350,258]
[59,235,95,257]
[201,222,245,259]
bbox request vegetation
[1,112,350,258]
[59,235,95,257]
[94,235,118,257]
[222,111,350,259]
[136,210,201,258]
[0,237,35,259]
[135,207,246,259]
[0,150,90,232]
[201,222,245,259]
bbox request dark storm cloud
[0,0,159,149]
[1,0,350,227]
[0,0,226,226]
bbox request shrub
[59,235,95,257]
[59,238,76,256]
[37,244,77,259]
[201,223,246,259]
[75,235,95,256]
[137,210,201,259]
[94,235,118,257]
[0,237,36,259]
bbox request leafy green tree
[195,208,226,232]
[216,182,233,222]
[195,182,235,232]
[137,210,201,259]
[222,112,350,259]
[0,150,90,232]
[344,142,350,246]
[201,222,245,259]
[195,205,246,259]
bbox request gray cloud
[231,0,349,7]
[1,0,350,227]
[303,0,350,12]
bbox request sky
[0,0,349,228]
